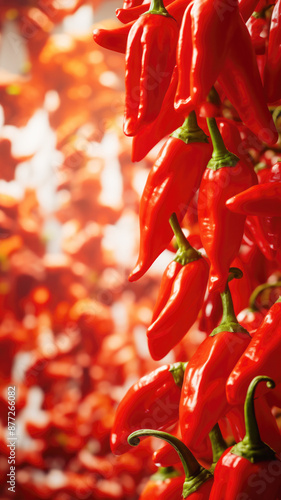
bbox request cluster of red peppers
[93,0,281,497]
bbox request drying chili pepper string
[93,0,281,496]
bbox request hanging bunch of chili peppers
[93,0,281,496]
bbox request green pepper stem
[249,281,281,312]
[147,0,171,16]
[209,424,227,465]
[184,111,200,134]
[207,118,229,158]
[206,118,239,170]
[128,430,200,478]
[244,377,275,445]
[169,213,201,265]
[211,268,249,336]
[220,284,236,324]
[171,112,209,144]
[169,213,192,252]
[231,376,276,463]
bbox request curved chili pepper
[217,15,278,146]
[93,21,134,54]
[129,112,211,281]
[124,0,179,136]
[110,362,186,454]
[139,467,184,500]
[210,376,281,500]
[226,181,281,217]
[131,67,186,162]
[128,430,214,498]
[245,215,277,261]
[264,0,281,103]
[198,118,257,293]
[227,296,281,405]
[175,0,240,114]
[147,214,209,360]
[179,269,251,455]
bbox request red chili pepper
[264,0,281,103]
[129,112,211,281]
[239,0,262,21]
[245,215,277,261]
[226,181,281,217]
[128,430,214,498]
[124,0,179,136]
[227,296,281,405]
[227,396,281,455]
[139,467,184,499]
[180,269,251,455]
[198,118,257,293]
[153,443,182,468]
[110,362,186,455]
[175,0,240,113]
[131,67,186,162]
[235,282,274,332]
[246,12,270,54]
[147,213,209,360]
[217,15,278,145]
[153,424,214,470]
[199,290,223,335]
[210,376,281,500]
[117,0,190,24]
[93,21,134,54]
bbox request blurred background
[0,1,189,498]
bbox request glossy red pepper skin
[246,13,269,55]
[175,0,240,113]
[245,215,277,261]
[153,443,182,467]
[110,363,185,455]
[199,291,223,335]
[217,15,278,146]
[198,161,257,293]
[180,330,251,456]
[239,0,262,21]
[227,299,281,405]
[264,0,281,103]
[139,470,185,500]
[124,9,178,136]
[211,376,281,500]
[117,0,190,24]
[93,21,134,54]
[174,3,193,111]
[129,125,211,281]
[209,449,281,500]
[132,67,186,162]
[147,257,209,360]
[226,182,281,217]
[236,307,264,333]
